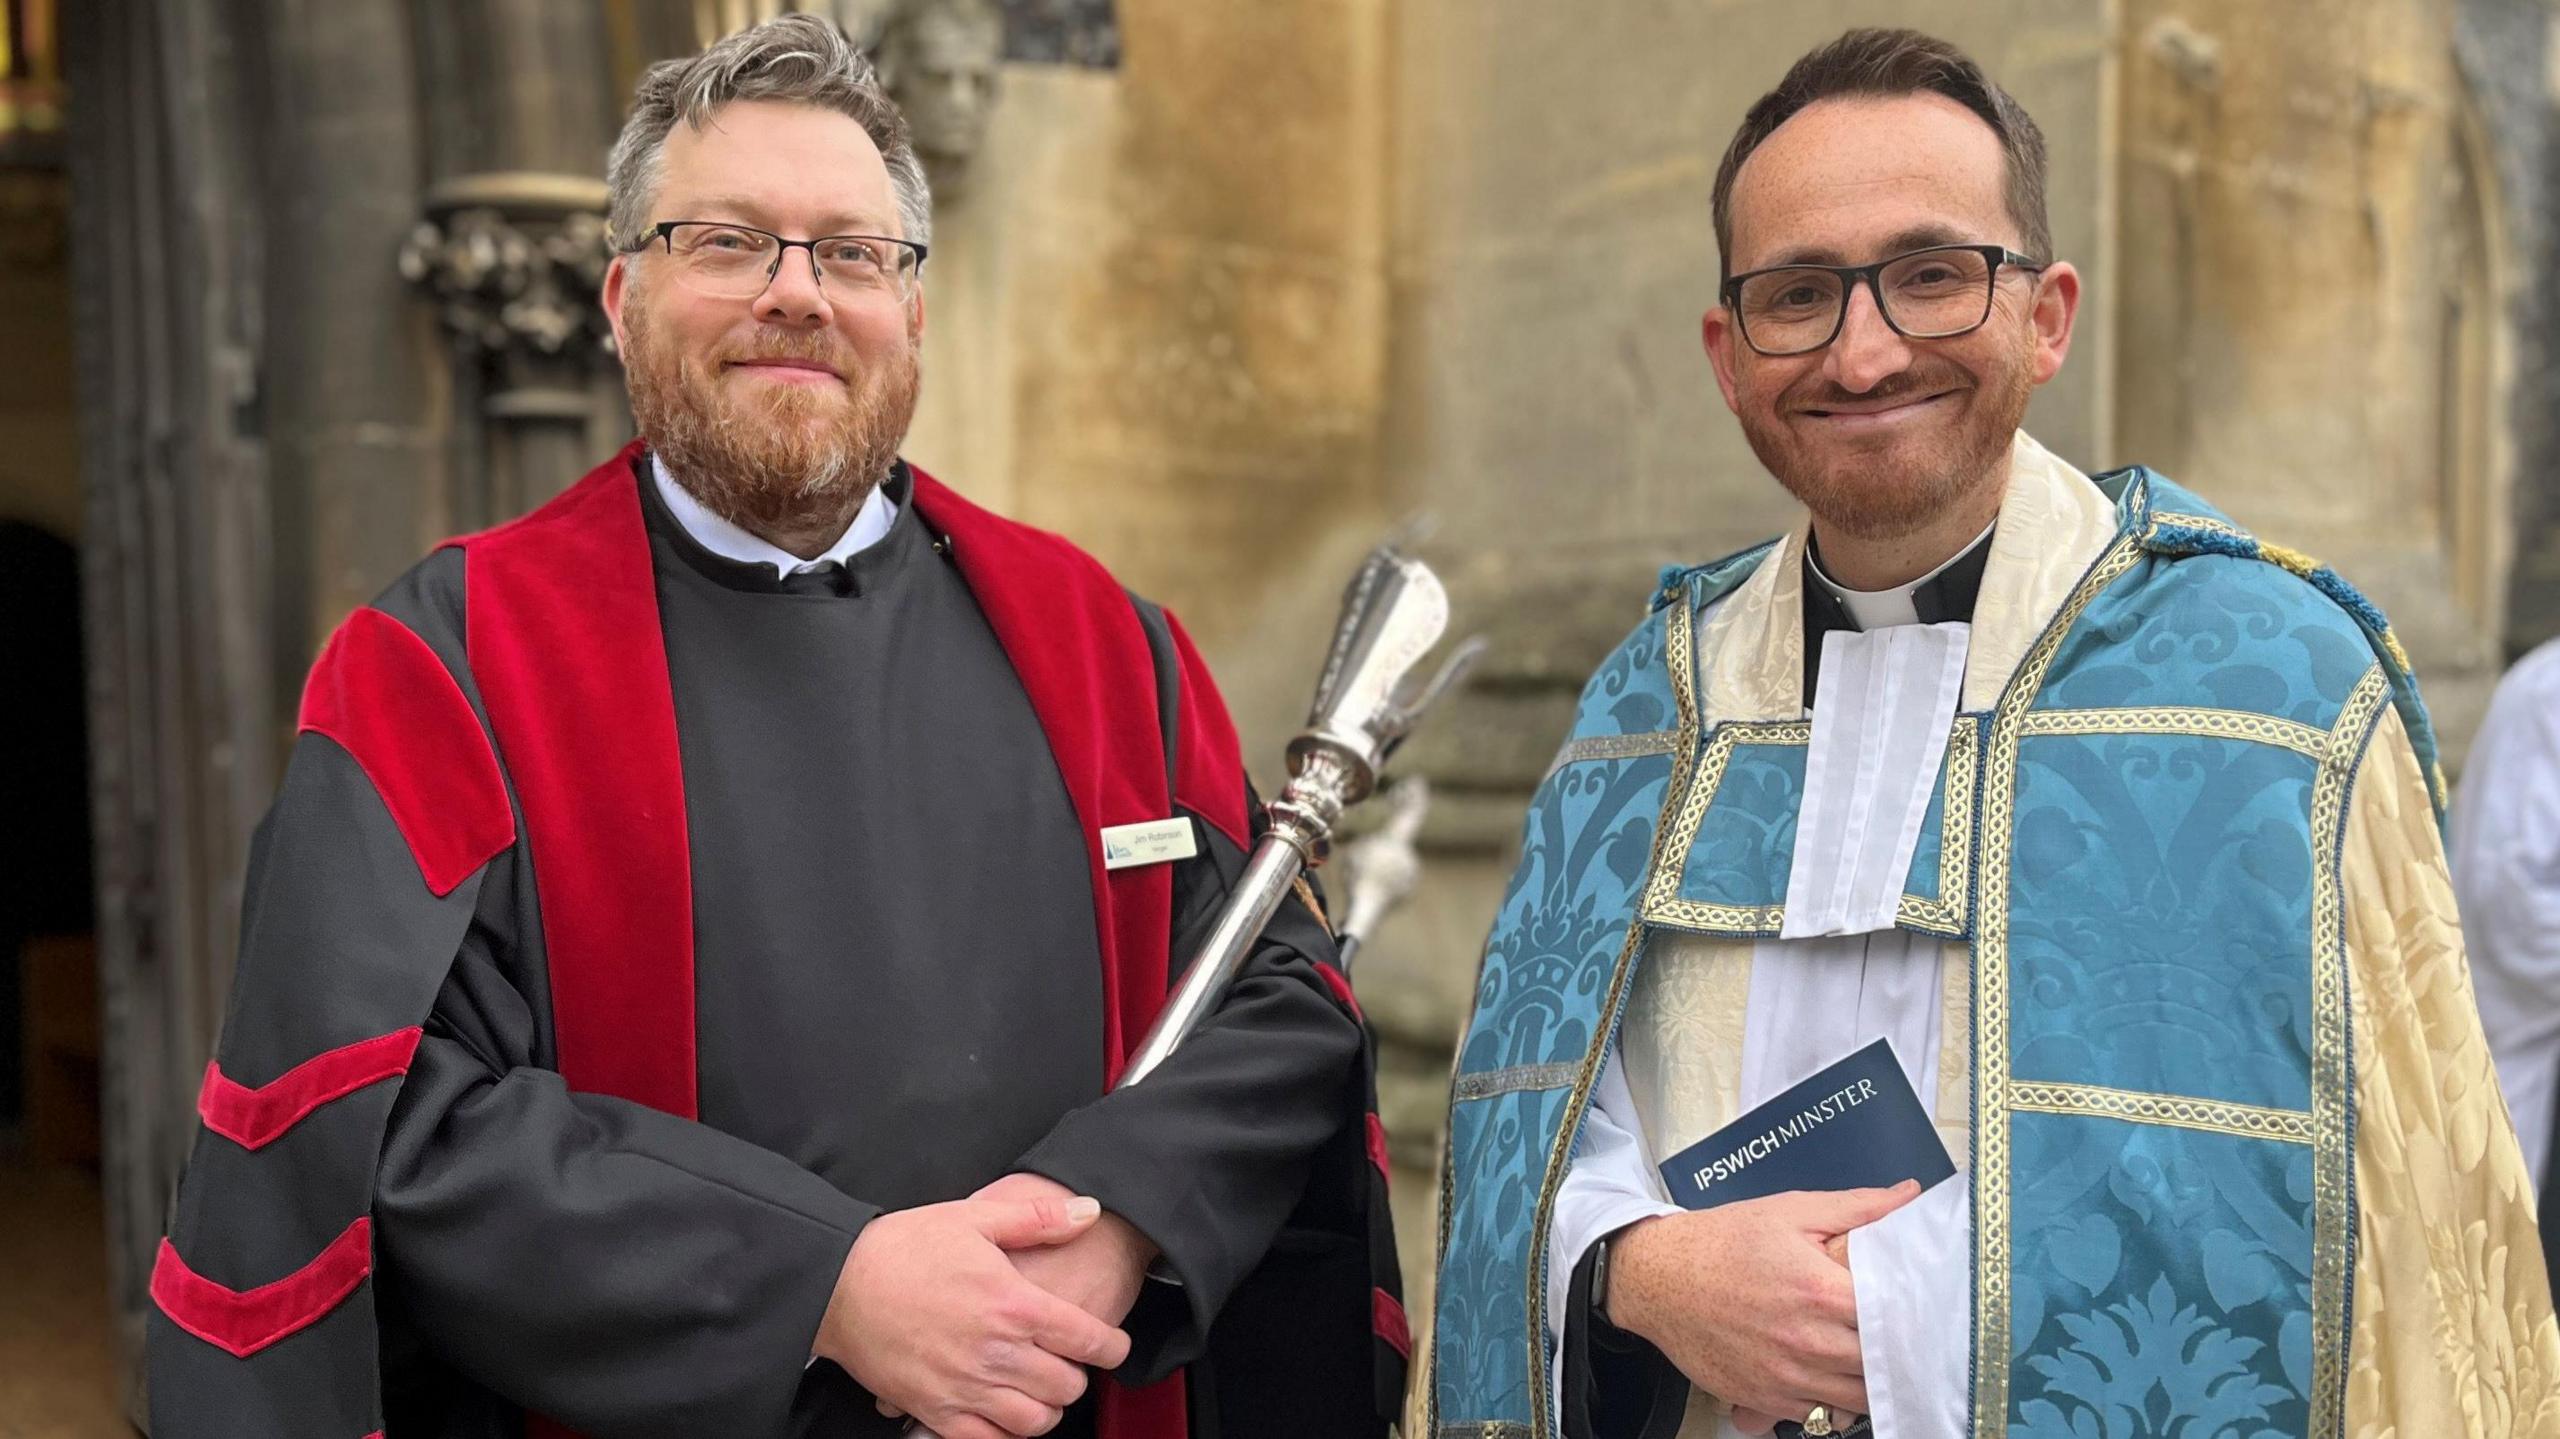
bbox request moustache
[1787,367,1970,416]
[713,332,857,377]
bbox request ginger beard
[620,284,921,534]
[1734,337,2033,542]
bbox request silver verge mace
[1114,541,1483,1089]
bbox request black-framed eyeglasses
[627,220,929,301]
[1722,243,2047,357]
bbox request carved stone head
[872,0,1004,195]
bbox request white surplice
[2452,637,2560,1186]
[1545,613,1976,1439]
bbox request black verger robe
[146,443,1409,1439]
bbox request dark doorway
[0,0,125,1425]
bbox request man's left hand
[876,1174,1163,1431]
[973,1171,1158,1328]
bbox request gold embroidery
[1640,717,1982,938]
[1436,1424,1536,1439]
[2017,706,2330,760]
[2258,539,2326,580]
[1544,729,1685,779]
[1450,1063,1580,1101]
[2008,1081,2314,1144]
[1898,720,1980,935]
[1647,897,1785,933]
[2377,628,2418,686]
[1637,720,1806,923]
[1972,534,2146,1432]
[2309,665,2391,1432]
[1522,597,1703,1437]
[2149,510,2252,543]
[1426,1027,1464,1435]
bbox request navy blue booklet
[1656,1037,1955,1210]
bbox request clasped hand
[816,1173,1157,1439]
[1606,1180,1918,1434]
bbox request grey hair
[606,12,933,256]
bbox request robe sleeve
[2338,704,2560,1436]
[1012,783,1367,1380]
[372,845,879,1437]
[1845,1174,1969,1438]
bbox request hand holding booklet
[1654,1037,1955,1211]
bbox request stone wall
[2115,0,2513,749]
[902,0,1397,664]
[2459,0,2560,655]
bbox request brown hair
[608,13,931,253]
[1710,28,2051,280]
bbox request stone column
[260,0,446,686]
[399,175,622,526]
[2457,0,2560,657]
[63,0,278,1413]
[2115,0,2509,751]
[407,1,629,523]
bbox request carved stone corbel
[397,171,624,522]
[398,171,616,362]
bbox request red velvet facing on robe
[454,460,700,1124]
[459,443,1225,1439]
[298,605,516,898]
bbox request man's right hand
[1604,1181,1919,1423]
[814,1192,1134,1439]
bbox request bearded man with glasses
[1431,27,2555,1439]
[146,15,1402,1439]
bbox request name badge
[1657,1037,1954,1210]
[1102,817,1200,870]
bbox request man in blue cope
[1428,28,2557,1439]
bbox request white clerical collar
[650,453,899,579]
[1805,519,1997,632]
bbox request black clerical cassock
[146,442,1408,1439]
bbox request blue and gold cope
[1429,467,2443,1438]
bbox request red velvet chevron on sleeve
[1372,1288,1411,1360]
[197,1028,425,1151]
[297,606,514,897]
[152,1217,374,1359]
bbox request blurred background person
[2454,634,2560,1308]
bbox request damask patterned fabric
[2341,706,2560,1434]
[1427,433,2558,1438]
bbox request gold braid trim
[2306,665,2392,1433]
[2008,1081,2314,1144]
[2149,509,2251,543]
[1971,533,2147,1433]
[2017,706,2330,760]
